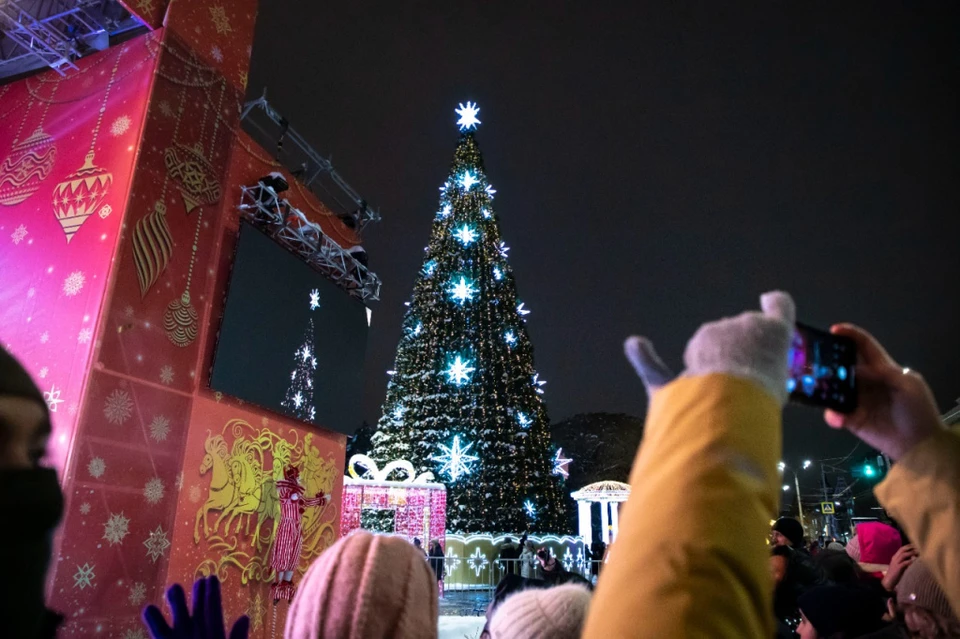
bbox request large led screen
[211,221,368,434]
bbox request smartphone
[786,323,857,413]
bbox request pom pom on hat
[489,583,591,639]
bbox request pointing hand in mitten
[624,291,796,403]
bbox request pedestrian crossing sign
[821,502,835,514]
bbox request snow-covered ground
[438,615,485,639]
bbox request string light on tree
[552,448,572,478]
[444,355,475,386]
[454,225,478,246]
[448,277,478,304]
[432,435,479,481]
[455,101,481,130]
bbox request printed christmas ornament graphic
[0,127,58,206]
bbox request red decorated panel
[0,33,159,475]
[166,397,345,638]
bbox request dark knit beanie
[897,559,958,622]
[798,585,886,636]
[773,517,805,548]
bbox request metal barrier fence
[441,558,605,593]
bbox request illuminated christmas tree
[282,291,319,422]
[372,102,567,533]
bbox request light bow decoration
[347,454,435,484]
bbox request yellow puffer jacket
[875,426,960,618]
[582,374,781,639]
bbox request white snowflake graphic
[79,502,91,515]
[122,629,147,639]
[73,563,95,589]
[11,224,27,244]
[38,367,48,379]
[67,402,78,415]
[110,115,132,136]
[103,389,133,425]
[63,271,85,296]
[78,328,93,344]
[143,525,171,563]
[143,477,164,504]
[158,100,174,118]
[40,331,49,344]
[210,45,224,62]
[467,547,489,577]
[88,456,106,478]
[124,305,134,318]
[175,472,184,490]
[159,365,174,385]
[103,512,131,545]
[43,385,64,412]
[149,415,171,442]
[188,485,201,503]
[99,204,112,219]
[128,582,147,607]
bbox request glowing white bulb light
[445,355,475,385]
[454,225,478,245]
[448,277,477,304]
[460,171,479,189]
[455,101,481,131]
[432,435,479,481]
[777,461,786,472]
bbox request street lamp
[782,484,791,491]
[803,460,812,469]
[778,461,786,472]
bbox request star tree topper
[455,101,481,131]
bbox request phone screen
[786,323,857,413]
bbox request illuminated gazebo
[570,480,631,546]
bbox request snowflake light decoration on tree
[309,289,321,310]
[493,267,503,281]
[143,525,171,563]
[103,512,131,545]
[447,277,477,305]
[467,547,489,577]
[517,302,530,318]
[73,563,95,590]
[523,500,537,519]
[444,355,475,385]
[143,478,165,504]
[44,385,64,412]
[532,373,546,394]
[485,184,497,199]
[482,207,492,219]
[88,456,106,478]
[504,331,517,346]
[459,170,479,190]
[392,405,406,420]
[423,259,438,276]
[63,271,85,296]
[104,389,133,425]
[432,435,479,481]
[453,225,478,246]
[455,101,481,130]
[552,448,572,478]
[498,241,510,258]
[516,412,533,429]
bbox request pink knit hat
[488,583,592,639]
[285,531,438,639]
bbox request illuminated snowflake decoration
[447,277,478,305]
[103,512,131,545]
[444,355,475,386]
[104,389,134,425]
[143,525,171,563]
[504,331,517,346]
[43,385,64,413]
[552,448,572,478]
[453,224,477,246]
[532,373,546,394]
[301,345,312,362]
[309,406,316,421]
[455,101,481,131]
[439,181,451,193]
[149,415,171,442]
[493,266,503,281]
[73,563,95,590]
[78,328,93,344]
[128,582,147,607]
[436,204,452,219]
[143,478,165,504]
[11,224,27,244]
[516,412,533,429]
[423,260,438,277]
[410,322,423,336]
[562,548,575,571]
[88,456,105,478]
[432,435,479,481]
[485,184,497,199]
[392,405,406,420]
[460,170,479,190]
[309,289,321,310]
[498,241,510,258]
[523,500,537,519]
[110,115,132,137]
[63,270,86,296]
[517,302,530,318]
[482,207,491,219]
[292,392,304,409]
[159,365,174,385]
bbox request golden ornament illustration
[163,290,198,348]
[132,199,173,297]
[163,142,221,213]
[0,126,58,205]
[52,151,113,243]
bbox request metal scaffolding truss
[0,0,146,81]
[238,183,382,302]
[240,94,381,235]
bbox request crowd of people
[3,291,959,638]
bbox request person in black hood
[0,346,64,638]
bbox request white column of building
[577,500,593,546]
[610,500,620,542]
[600,499,610,544]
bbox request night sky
[247,2,959,461]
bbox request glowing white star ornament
[504,331,517,346]
[432,435,479,481]
[309,289,320,310]
[454,225,477,246]
[523,500,537,518]
[552,448,572,478]
[445,355,475,385]
[455,101,481,131]
[460,171,479,189]
[448,277,477,304]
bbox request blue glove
[142,576,250,639]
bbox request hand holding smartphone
[787,323,858,413]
